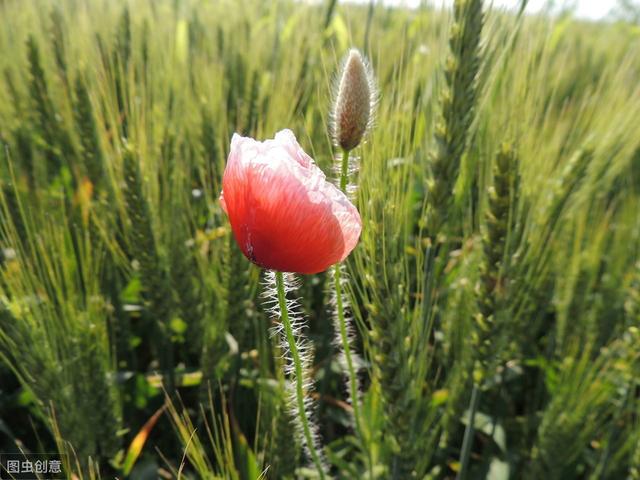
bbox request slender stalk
[336,148,371,476]
[457,383,480,480]
[333,264,366,444]
[340,147,350,192]
[275,271,326,480]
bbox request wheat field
[1,0,640,478]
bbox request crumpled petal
[219,129,361,274]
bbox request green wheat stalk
[121,145,176,389]
[457,143,519,479]
[425,0,484,237]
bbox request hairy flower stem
[334,266,361,426]
[457,383,480,480]
[336,148,370,475]
[340,148,350,191]
[275,271,326,479]
[333,263,367,451]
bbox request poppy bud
[332,48,376,151]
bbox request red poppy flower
[219,129,362,274]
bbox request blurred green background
[1,0,640,478]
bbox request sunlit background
[347,0,619,19]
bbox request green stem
[457,383,480,480]
[340,147,350,192]
[275,271,326,480]
[333,265,366,445]
[337,148,372,477]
